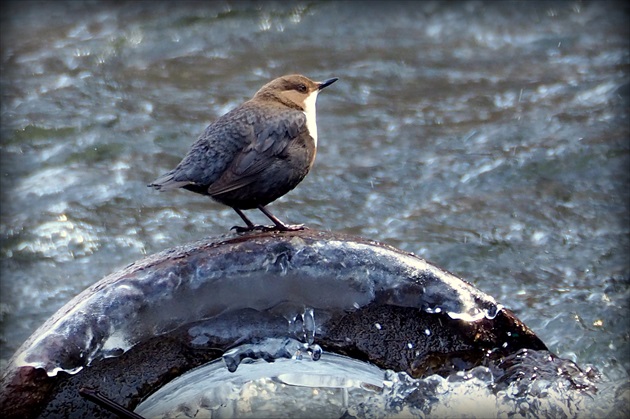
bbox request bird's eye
[297,83,307,93]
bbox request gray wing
[148,105,260,190]
[206,109,306,195]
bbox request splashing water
[222,337,322,373]
[136,348,629,419]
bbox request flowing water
[1,0,628,416]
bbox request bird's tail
[148,170,189,190]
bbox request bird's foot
[231,224,269,233]
[275,223,307,232]
[231,224,307,233]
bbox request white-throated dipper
[148,74,338,232]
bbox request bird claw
[230,224,274,233]
[276,224,307,232]
[231,224,308,233]
[231,225,262,233]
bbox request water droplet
[303,307,316,345]
[309,344,322,361]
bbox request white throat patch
[303,90,320,147]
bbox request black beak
[318,77,338,90]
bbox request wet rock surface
[2,229,552,417]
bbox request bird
[148,74,338,232]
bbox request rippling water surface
[1,0,628,415]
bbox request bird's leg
[231,208,260,232]
[257,205,306,231]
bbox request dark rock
[0,229,548,418]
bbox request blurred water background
[1,0,628,414]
